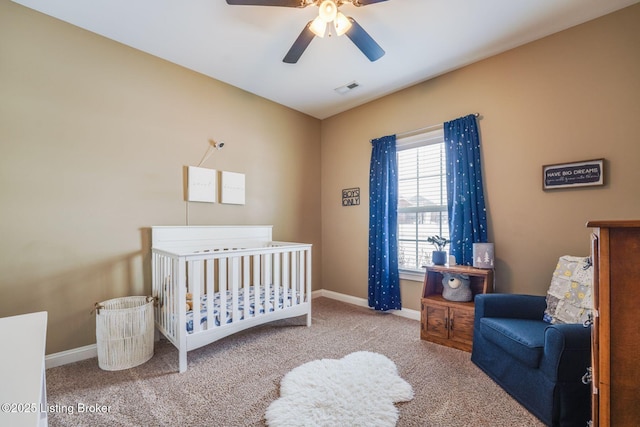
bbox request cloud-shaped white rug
[265,351,414,427]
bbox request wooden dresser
[420,264,493,352]
[588,220,640,427]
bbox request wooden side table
[420,264,493,352]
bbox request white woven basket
[95,296,154,371]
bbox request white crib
[151,226,312,372]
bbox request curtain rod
[396,112,480,139]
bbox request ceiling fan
[226,0,387,64]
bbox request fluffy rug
[265,351,414,427]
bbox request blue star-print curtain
[444,115,488,265]
[368,134,401,311]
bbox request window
[397,129,449,271]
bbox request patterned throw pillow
[543,256,593,324]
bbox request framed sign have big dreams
[542,158,604,190]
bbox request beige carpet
[46,297,544,426]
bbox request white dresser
[0,311,48,427]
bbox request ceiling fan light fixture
[334,12,351,36]
[318,0,337,23]
[309,16,328,37]
[226,0,388,64]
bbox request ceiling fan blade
[283,22,315,64]
[345,17,385,62]
[353,0,389,5]
[226,0,305,7]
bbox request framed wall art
[220,171,246,205]
[186,166,217,203]
[342,187,360,206]
[542,158,604,190]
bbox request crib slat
[305,247,312,326]
[219,258,227,327]
[166,257,172,337]
[156,253,165,334]
[291,251,300,305]
[243,255,251,319]
[152,254,159,325]
[299,250,305,303]
[177,256,187,373]
[168,256,177,338]
[282,251,291,306]
[152,254,159,322]
[206,259,214,331]
[168,257,175,338]
[306,248,311,303]
[273,252,280,312]
[159,255,166,333]
[230,256,240,323]
[253,254,260,314]
[191,260,202,333]
[264,253,271,313]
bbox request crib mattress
[186,286,300,333]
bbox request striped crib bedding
[186,286,300,333]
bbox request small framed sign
[543,159,604,190]
[342,187,360,206]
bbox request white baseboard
[45,344,97,369]
[45,290,418,369]
[313,289,420,321]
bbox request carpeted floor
[46,297,544,426]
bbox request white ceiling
[12,0,639,119]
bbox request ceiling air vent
[335,81,360,95]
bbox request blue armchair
[471,294,591,427]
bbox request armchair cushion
[475,293,547,320]
[479,318,547,368]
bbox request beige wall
[321,4,640,310]
[0,1,321,354]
